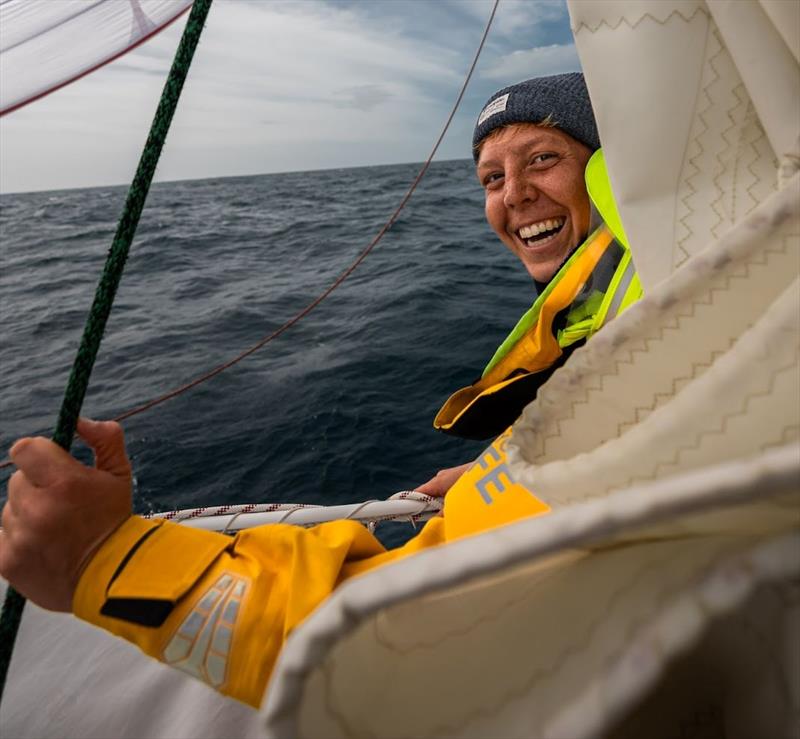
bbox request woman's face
[477,123,593,283]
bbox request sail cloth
[574,0,800,291]
[0,0,193,115]
[257,1,800,736]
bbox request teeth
[518,217,564,240]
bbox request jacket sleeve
[73,514,446,707]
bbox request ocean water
[0,160,535,545]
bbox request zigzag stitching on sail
[738,100,757,216]
[616,344,732,437]
[532,281,736,460]
[530,309,727,460]
[545,310,792,474]
[726,92,755,228]
[709,79,749,241]
[676,21,722,265]
[599,349,799,498]
[743,117,777,216]
[365,539,752,738]
[571,6,708,35]
[532,235,794,463]
[540,302,711,452]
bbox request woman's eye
[483,172,503,187]
[531,152,557,166]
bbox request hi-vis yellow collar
[443,427,550,541]
[434,224,616,439]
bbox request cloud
[481,43,581,81]
[331,85,393,112]
[492,0,568,37]
[447,0,568,40]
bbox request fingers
[1,476,32,583]
[415,470,450,497]
[1,488,16,533]
[7,420,130,487]
[9,436,76,488]
[77,418,131,479]
[0,526,14,588]
[5,469,30,514]
[415,462,474,497]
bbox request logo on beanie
[478,93,509,126]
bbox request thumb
[77,418,131,479]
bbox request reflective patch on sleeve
[443,428,551,541]
[162,572,249,689]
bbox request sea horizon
[0,155,474,198]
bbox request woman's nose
[503,172,537,207]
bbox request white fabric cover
[0,0,192,115]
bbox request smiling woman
[431,72,643,441]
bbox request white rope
[145,491,443,533]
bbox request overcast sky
[0,0,579,194]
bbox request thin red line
[0,2,192,117]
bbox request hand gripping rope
[0,0,215,703]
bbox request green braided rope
[0,0,214,702]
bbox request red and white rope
[145,490,443,533]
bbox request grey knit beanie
[472,72,600,161]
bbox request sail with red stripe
[0,0,192,116]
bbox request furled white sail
[0,0,192,116]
